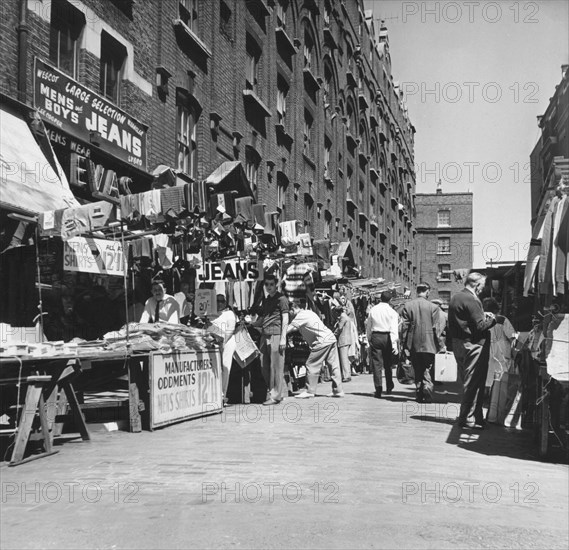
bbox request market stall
[522,181,569,458]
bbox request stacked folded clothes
[103,322,217,353]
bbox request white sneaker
[326,391,345,398]
[295,391,315,399]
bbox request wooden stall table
[0,355,90,466]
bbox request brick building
[0,0,416,282]
[530,64,569,229]
[415,182,473,304]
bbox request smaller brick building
[414,182,473,303]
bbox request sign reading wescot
[63,237,124,276]
[196,259,263,282]
[33,58,147,170]
[150,350,222,428]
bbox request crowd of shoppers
[140,270,512,429]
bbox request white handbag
[434,352,458,382]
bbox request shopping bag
[434,352,457,382]
[233,325,261,369]
[396,353,415,384]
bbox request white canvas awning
[0,102,79,215]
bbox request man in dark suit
[400,282,443,403]
[448,272,496,428]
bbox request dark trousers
[370,332,393,392]
[453,338,490,423]
[410,352,434,401]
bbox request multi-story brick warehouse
[0,0,416,282]
[415,183,473,304]
[530,64,569,229]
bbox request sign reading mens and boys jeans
[33,58,147,170]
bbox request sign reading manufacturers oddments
[33,58,147,170]
[63,237,125,276]
[150,350,223,428]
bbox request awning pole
[34,224,44,342]
[120,221,130,350]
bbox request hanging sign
[150,349,223,428]
[63,237,124,276]
[195,289,217,317]
[33,58,147,170]
[196,259,263,282]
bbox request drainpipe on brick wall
[17,0,29,103]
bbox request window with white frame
[324,211,332,239]
[245,147,259,195]
[277,179,285,213]
[176,100,197,178]
[347,165,353,193]
[304,29,314,69]
[99,31,126,104]
[323,67,331,105]
[276,0,287,29]
[220,1,232,38]
[245,34,259,92]
[346,44,354,72]
[438,263,451,280]
[303,110,313,157]
[324,1,331,25]
[50,0,84,79]
[346,102,353,132]
[179,0,198,31]
[277,77,288,127]
[437,237,451,254]
[324,137,332,179]
[437,209,451,226]
[304,196,313,224]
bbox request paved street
[1,374,568,550]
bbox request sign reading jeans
[150,350,222,428]
[33,58,147,170]
[196,259,263,282]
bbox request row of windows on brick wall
[49,3,126,104]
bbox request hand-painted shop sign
[150,350,223,428]
[196,259,264,282]
[44,127,93,158]
[63,237,125,276]
[33,58,147,170]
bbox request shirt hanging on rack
[160,186,186,218]
[38,209,64,237]
[152,234,174,269]
[279,220,298,247]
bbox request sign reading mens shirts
[63,237,125,276]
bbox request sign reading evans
[33,58,147,170]
[150,350,222,428]
[196,260,263,282]
[63,237,124,276]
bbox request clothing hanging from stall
[538,196,557,293]
[553,196,569,294]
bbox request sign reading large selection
[63,237,125,276]
[150,350,223,428]
[33,58,147,169]
[196,259,264,282]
